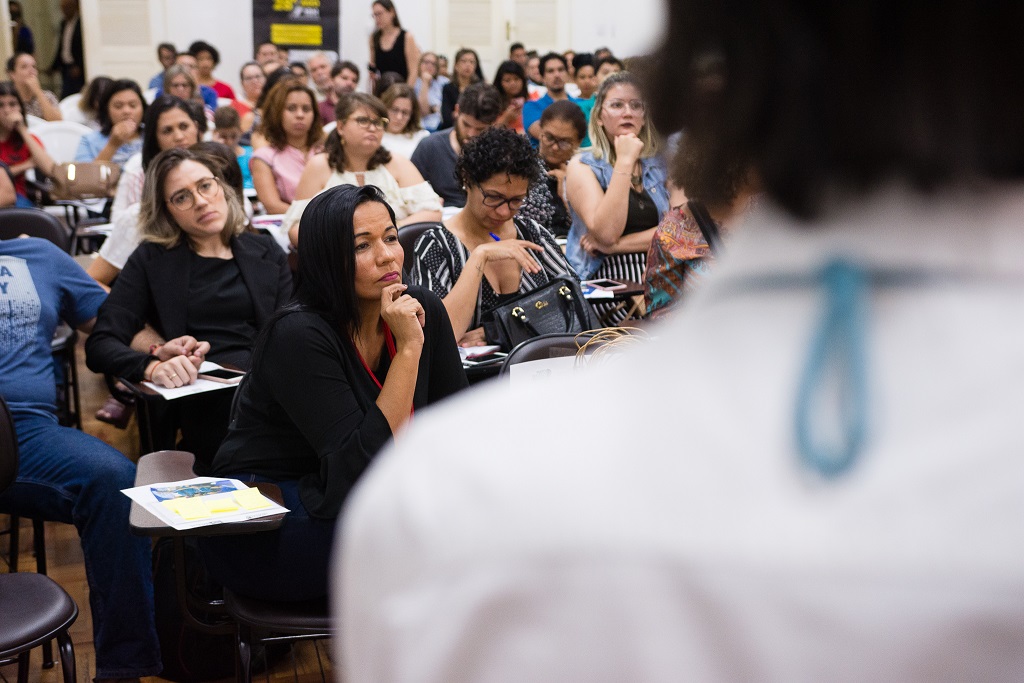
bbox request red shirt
[0,132,43,197]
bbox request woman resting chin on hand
[198,184,467,603]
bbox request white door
[435,0,569,78]
[79,0,160,88]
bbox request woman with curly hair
[410,126,577,347]
[286,92,440,242]
[250,78,323,214]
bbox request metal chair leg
[33,518,54,668]
[16,650,29,683]
[236,623,253,683]
[55,630,77,683]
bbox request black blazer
[50,17,83,71]
[85,232,293,381]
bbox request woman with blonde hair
[566,72,668,294]
[86,147,292,467]
[250,78,323,213]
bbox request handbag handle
[510,283,579,337]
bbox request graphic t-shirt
[0,238,106,414]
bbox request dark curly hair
[325,93,392,172]
[96,79,146,137]
[456,127,542,189]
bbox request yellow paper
[163,497,212,520]
[208,498,240,513]
[234,488,273,510]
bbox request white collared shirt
[336,185,1024,682]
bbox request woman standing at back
[369,0,420,87]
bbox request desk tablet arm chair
[129,450,332,683]
[0,396,79,683]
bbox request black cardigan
[85,232,293,381]
[209,286,468,519]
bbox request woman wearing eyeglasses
[566,72,668,321]
[86,147,292,467]
[286,92,441,243]
[410,127,577,348]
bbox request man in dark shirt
[523,52,583,147]
[410,82,503,208]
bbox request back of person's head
[540,99,587,142]
[456,126,541,188]
[332,60,361,80]
[492,60,527,102]
[142,94,207,169]
[589,71,659,164]
[294,184,397,333]
[190,140,245,203]
[538,52,568,76]
[648,1,1024,218]
[380,83,421,134]
[258,78,322,150]
[188,40,220,65]
[373,71,404,98]
[80,75,114,116]
[96,79,146,136]
[139,147,245,248]
[326,93,392,171]
[213,105,240,130]
[255,68,297,110]
[457,82,503,125]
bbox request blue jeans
[199,477,337,602]
[0,408,161,679]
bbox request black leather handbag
[483,276,596,351]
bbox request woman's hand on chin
[380,283,425,350]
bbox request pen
[488,232,501,241]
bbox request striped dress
[410,218,579,330]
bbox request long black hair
[492,60,527,105]
[96,79,146,137]
[141,95,207,169]
[249,185,397,368]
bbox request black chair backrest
[498,332,599,376]
[0,208,70,251]
[0,396,19,496]
[397,221,439,274]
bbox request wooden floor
[1,337,335,683]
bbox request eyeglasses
[604,99,646,114]
[166,177,221,210]
[242,74,265,82]
[540,131,577,151]
[348,115,389,130]
[480,190,527,212]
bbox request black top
[439,81,460,130]
[85,232,293,381]
[410,128,465,207]
[623,186,660,235]
[545,175,571,237]
[210,286,468,519]
[187,253,259,370]
[373,29,408,81]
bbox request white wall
[80,0,664,94]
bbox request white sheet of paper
[122,476,288,531]
[142,361,240,400]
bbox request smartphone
[463,352,507,367]
[583,278,627,291]
[198,368,246,384]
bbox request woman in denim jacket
[566,72,669,298]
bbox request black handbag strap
[688,200,721,255]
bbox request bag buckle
[512,306,528,323]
